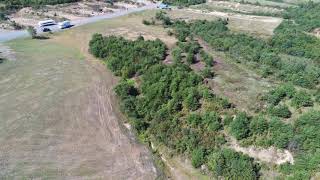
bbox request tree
[249,115,268,135]
[230,112,250,140]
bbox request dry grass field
[166,8,282,38]
[0,7,292,179]
[0,11,170,179]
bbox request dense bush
[207,148,259,179]
[200,50,214,67]
[291,91,313,108]
[164,13,320,88]
[191,147,205,168]
[229,112,250,140]
[89,34,166,78]
[89,34,261,179]
[249,115,268,135]
[162,0,206,6]
[268,105,292,118]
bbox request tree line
[89,34,261,179]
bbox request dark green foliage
[162,0,205,6]
[265,83,296,105]
[187,113,202,126]
[0,12,8,21]
[183,87,200,110]
[223,115,233,126]
[282,1,320,32]
[191,147,205,168]
[268,105,292,118]
[88,34,252,179]
[171,47,183,64]
[166,15,320,88]
[279,111,320,177]
[155,11,172,26]
[229,112,250,140]
[89,34,166,78]
[249,115,268,135]
[207,149,259,179]
[294,111,320,152]
[291,91,313,108]
[114,80,139,100]
[203,112,222,131]
[142,19,152,25]
[200,50,214,67]
[0,0,80,9]
[269,118,294,148]
[186,50,195,64]
[201,67,214,78]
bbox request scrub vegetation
[89,1,320,178]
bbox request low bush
[291,91,313,108]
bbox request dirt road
[0,3,157,43]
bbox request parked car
[58,21,72,29]
[157,3,171,10]
[38,19,56,27]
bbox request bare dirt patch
[193,0,283,15]
[167,8,283,37]
[225,132,294,165]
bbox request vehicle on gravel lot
[58,21,72,29]
[38,19,56,27]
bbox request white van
[58,21,71,29]
[38,19,56,27]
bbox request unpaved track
[0,37,158,179]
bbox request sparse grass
[0,10,175,179]
[191,1,284,17]
[166,9,283,38]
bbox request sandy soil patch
[168,8,283,37]
[225,132,294,165]
[194,1,283,15]
[8,0,151,28]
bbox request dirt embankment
[225,133,294,165]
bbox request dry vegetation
[1,0,150,28]
[192,0,284,15]
[166,8,282,37]
[0,11,171,179]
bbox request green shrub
[191,147,205,168]
[230,112,250,140]
[207,149,259,179]
[268,105,292,118]
[201,67,214,78]
[202,112,222,131]
[292,91,313,108]
[249,115,268,135]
